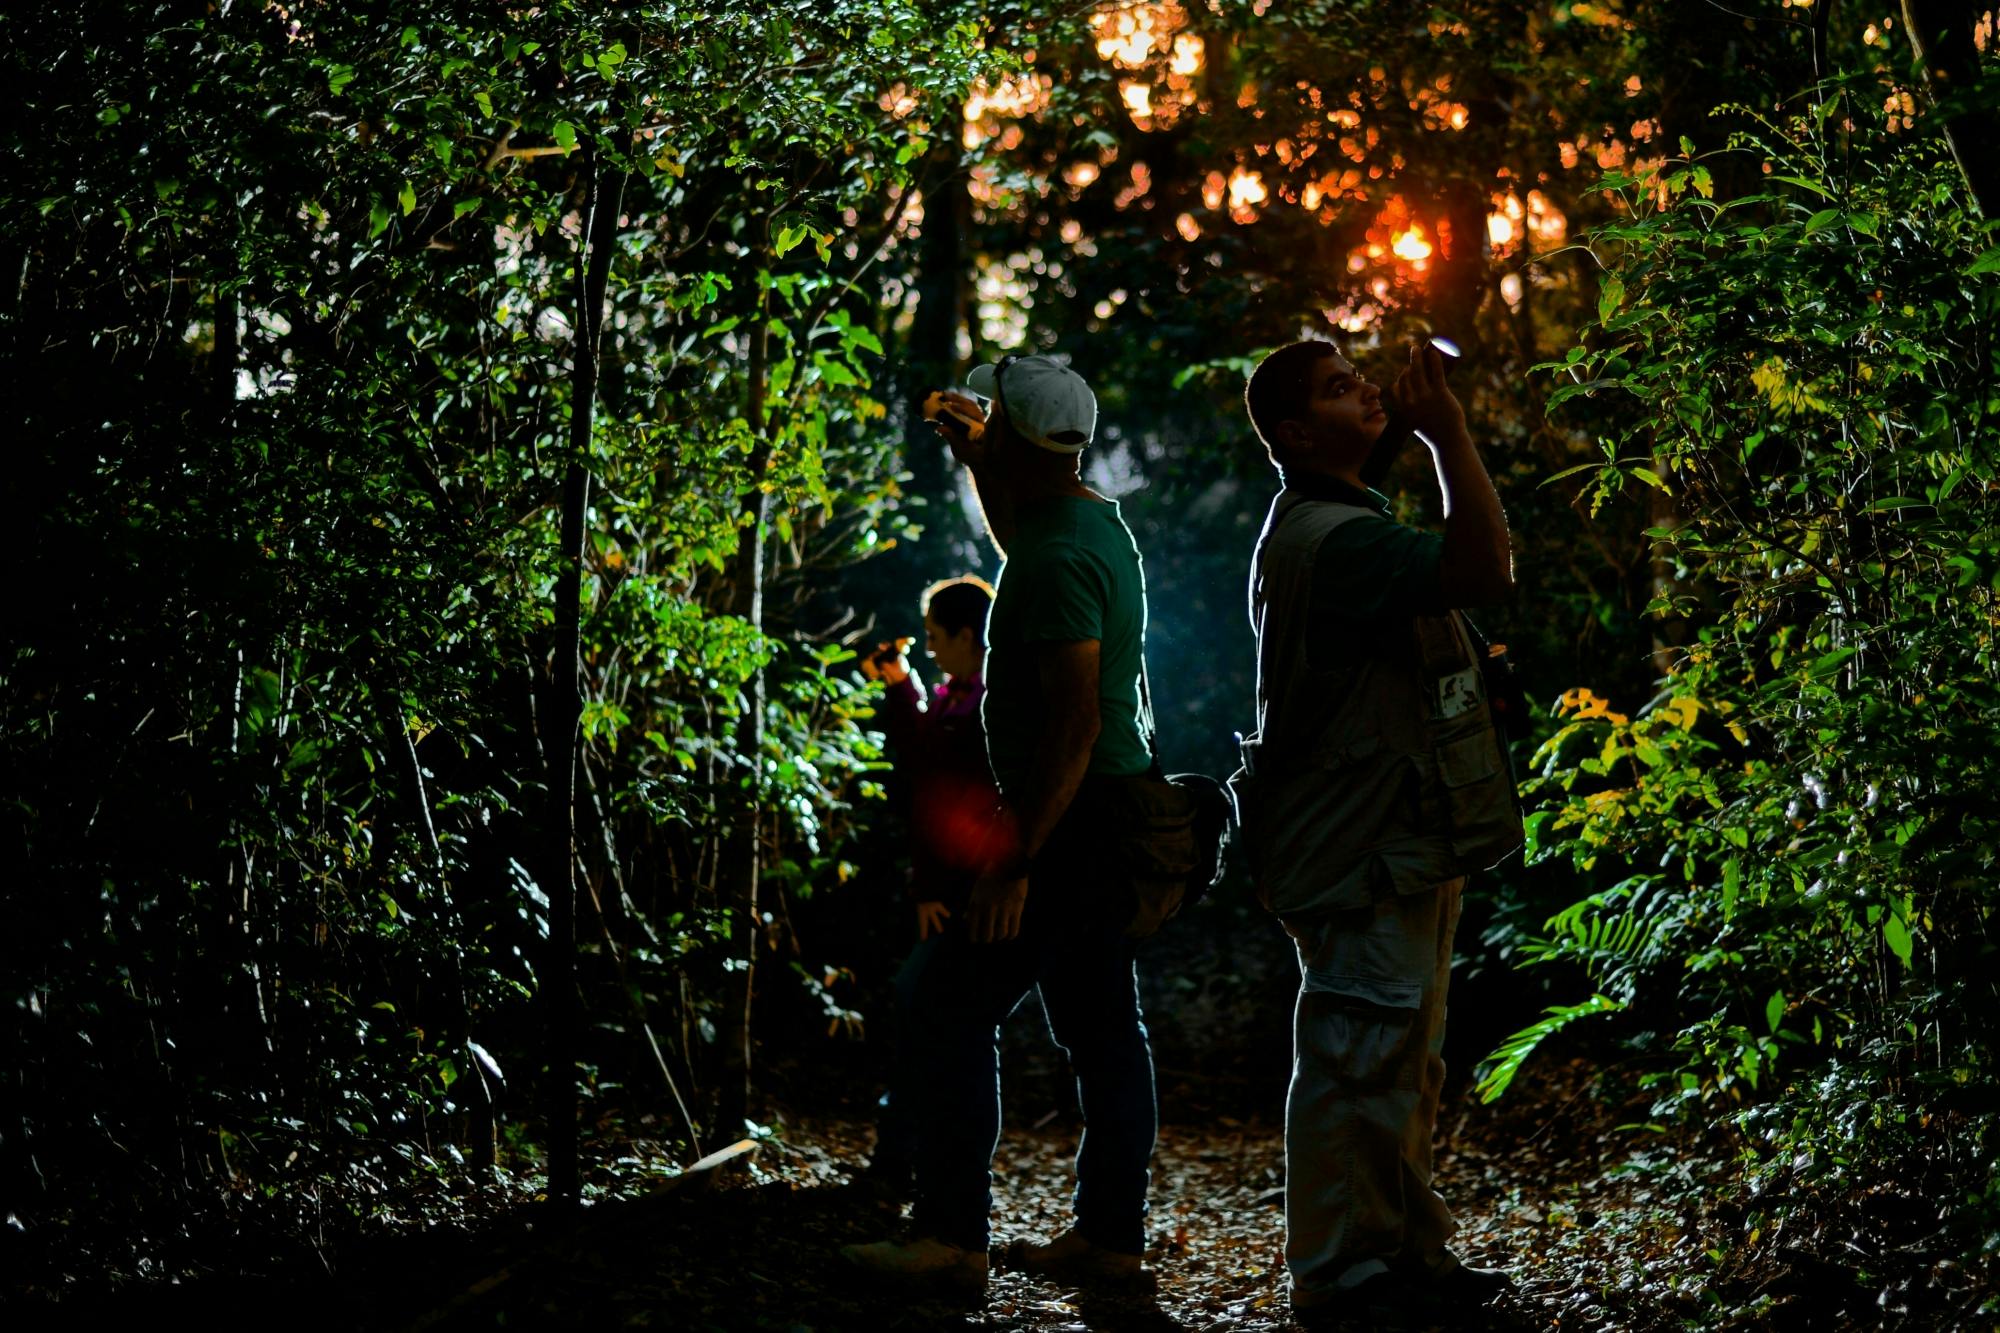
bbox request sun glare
[963,71,1051,148]
[1227,166,1267,223]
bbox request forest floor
[18,909,1992,1329]
[504,1051,1727,1333]
[42,1043,1985,1332]
[338,1049,1979,1333]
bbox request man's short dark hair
[1245,339,1344,467]
[922,575,995,645]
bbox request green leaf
[398,179,417,216]
[774,223,809,256]
[841,324,884,356]
[1540,460,1607,485]
[1545,379,1623,412]
[1597,274,1625,324]
[1476,995,1624,1103]
[551,120,577,151]
[1803,208,1842,237]
[1965,246,2000,276]
[453,197,483,219]
[369,200,391,239]
[1721,858,1741,918]
[1765,990,1785,1034]
[1883,912,1914,966]
[1768,173,1834,199]
[815,357,860,387]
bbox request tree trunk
[1428,176,1491,352]
[213,285,238,408]
[542,156,626,1206]
[1902,0,2000,218]
[716,273,773,1135]
[901,134,970,522]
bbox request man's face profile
[1282,353,1388,465]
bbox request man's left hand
[966,869,1029,943]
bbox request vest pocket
[1434,731,1521,865]
[1436,731,1501,788]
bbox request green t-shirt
[983,496,1152,798]
[1294,478,1445,667]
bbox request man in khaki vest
[1234,339,1523,1328]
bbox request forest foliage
[4,0,1998,1300]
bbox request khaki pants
[1281,878,1463,1305]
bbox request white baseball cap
[965,354,1097,454]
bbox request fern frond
[1474,993,1625,1104]
[1522,875,1689,992]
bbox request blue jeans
[872,933,937,1172]
[905,873,1158,1255]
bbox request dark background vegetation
[5,1,1997,1323]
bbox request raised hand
[922,389,996,468]
[859,637,913,684]
[1389,340,1469,447]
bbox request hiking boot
[1417,1250,1517,1308]
[839,1235,988,1291]
[1012,1228,1155,1291]
[1293,1268,1439,1330]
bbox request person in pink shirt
[860,575,1003,1192]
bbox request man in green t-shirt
[1237,339,1523,1328]
[842,355,1160,1292]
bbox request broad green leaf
[774,223,809,256]
[1768,173,1833,199]
[1597,274,1625,324]
[1883,912,1914,966]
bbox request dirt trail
[374,1054,1712,1332]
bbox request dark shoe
[1293,1268,1437,1330]
[839,1234,989,1291]
[1418,1251,1516,1309]
[1010,1228,1156,1291]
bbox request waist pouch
[1070,770,1233,939]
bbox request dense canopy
[5,1,1998,1326]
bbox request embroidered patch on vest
[1435,666,1481,720]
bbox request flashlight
[1360,336,1461,487]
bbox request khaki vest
[1232,492,1522,918]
